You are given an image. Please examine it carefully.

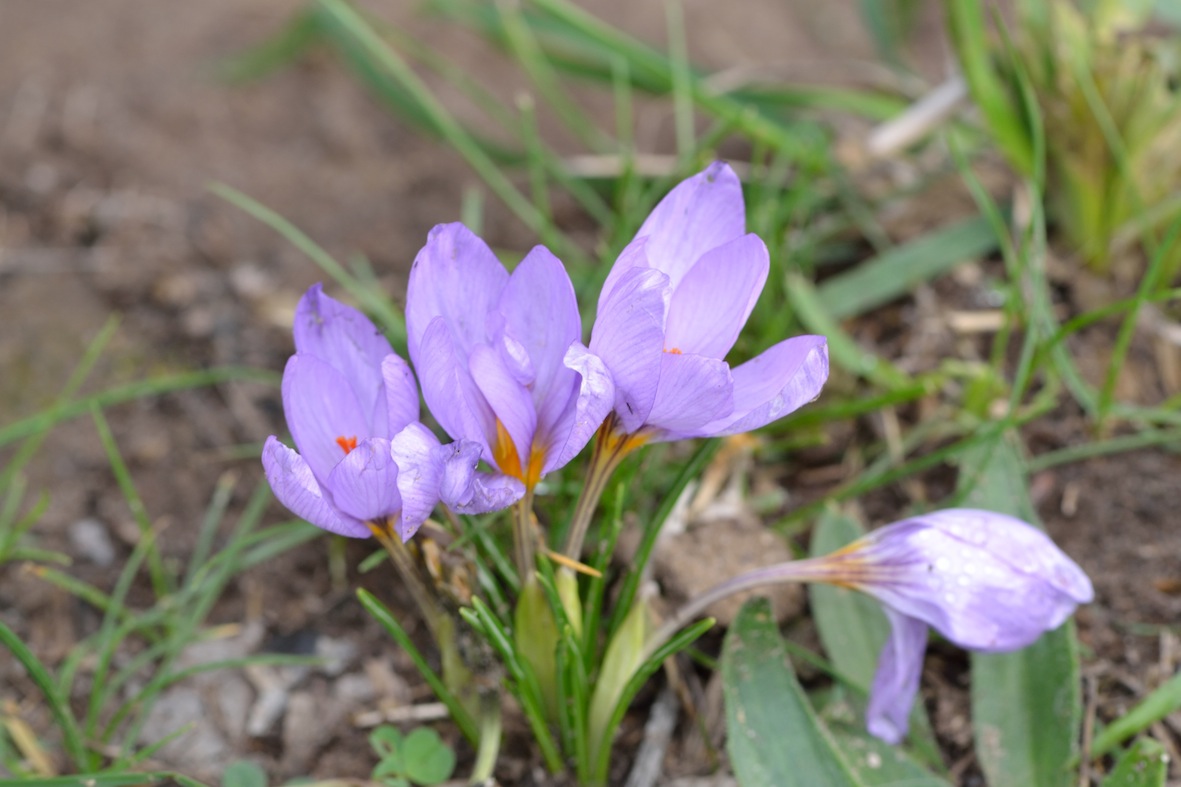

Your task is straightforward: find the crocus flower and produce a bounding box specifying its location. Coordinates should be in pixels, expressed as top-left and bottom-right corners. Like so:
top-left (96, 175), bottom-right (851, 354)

top-left (589, 162), bottom-right (829, 443)
top-left (262, 284), bottom-right (513, 541)
top-left (405, 223), bottom-right (614, 489)
top-left (644, 507), bottom-right (1093, 745)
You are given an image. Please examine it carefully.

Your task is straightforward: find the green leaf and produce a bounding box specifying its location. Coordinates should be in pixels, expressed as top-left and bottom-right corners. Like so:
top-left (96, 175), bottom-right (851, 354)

top-left (1089, 671), bottom-right (1181, 759)
top-left (825, 711), bottom-right (952, 787)
top-left (1100, 738), bottom-right (1169, 787)
top-left (959, 436), bottom-right (1082, 787)
top-left (402, 727), bottom-right (457, 785)
top-left (221, 760), bottom-right (267, 787)
top-left (369, 724), bottom-right (404, 759)
top-left (815, 215), bottom-right (999, 320)
top-left (722, 598), bottom-right (864, 787)
top-left (808, 510), bottom-right (889, 690)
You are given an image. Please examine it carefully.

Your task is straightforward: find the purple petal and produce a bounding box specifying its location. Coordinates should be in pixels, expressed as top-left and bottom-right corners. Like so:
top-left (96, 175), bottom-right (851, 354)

top-left (645, 352), bottom-right (734, 437)
top-left (498, 246), bottom-right (582, 417)
top-left (469, 344), bottom-right (537, 477)
top-left (542, 342), bottom-right (616, 473)
top-left (631, 162), bottom-right (746, 289)
top-left (693, 335), bottom-right (828, 437)
top-left (597, 235), bottom-right (655, 313)
top-left (866, 609), bottom-right (929, 744)
top-left (382, 354), bottom-right (421, 434)
top-left (262, 436), bottom-right (368, 538)
top-left (406, 223), bottom-right (508, 364)
top-left (434, 439), bottom-right (525, 514)
top-left (663, 234), bottom-right (769, 359)
top-left (415, 317), bottom-right (495, 454)
top-left (293, 284), bottom-right (392, 436)
top-left (389, 423), bottom-right (446, 541)
top-left (589, 263), bottom-right (670, 434)
top-left (325, 437), bottom-right (401, 525)
top-left (281, 354), bottom-right (371, 483)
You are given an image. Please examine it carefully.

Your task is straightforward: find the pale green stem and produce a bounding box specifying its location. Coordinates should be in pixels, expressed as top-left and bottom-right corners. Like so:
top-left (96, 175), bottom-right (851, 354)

top-left (563, 417), bottom-right (646, 559)
top-left (513, 487), bottom-right (537, 583)
top-left (470, 690), bottom-right (503, 784)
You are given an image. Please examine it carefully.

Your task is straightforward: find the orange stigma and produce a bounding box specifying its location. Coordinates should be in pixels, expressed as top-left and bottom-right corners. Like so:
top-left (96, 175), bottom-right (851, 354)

top-left (664, 347), bottom-right (682, 355)
top-left (335, 435), bottom-right (358, 454)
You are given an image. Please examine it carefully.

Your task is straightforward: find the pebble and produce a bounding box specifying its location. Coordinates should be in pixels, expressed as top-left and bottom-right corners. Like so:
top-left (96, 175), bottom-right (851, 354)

top-left (68, 517), bottom-right (116, 566)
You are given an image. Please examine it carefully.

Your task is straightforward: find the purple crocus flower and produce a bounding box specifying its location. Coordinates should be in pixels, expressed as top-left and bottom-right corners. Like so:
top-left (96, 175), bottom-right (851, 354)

top-left (816, 508), bottom-right (1094, 743)
top-left (589, 162), bottom-right (829, 443)
top-left (262, 284), bottom-right (513, 541)
top-left (405, 223), bottom-right (614, 490)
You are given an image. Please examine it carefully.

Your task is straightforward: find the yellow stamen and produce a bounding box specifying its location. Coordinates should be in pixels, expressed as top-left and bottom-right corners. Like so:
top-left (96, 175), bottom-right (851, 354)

top-left (492, 419), bottom-right (523, 481)
top-left (544, 547), bottom-right (603, 578)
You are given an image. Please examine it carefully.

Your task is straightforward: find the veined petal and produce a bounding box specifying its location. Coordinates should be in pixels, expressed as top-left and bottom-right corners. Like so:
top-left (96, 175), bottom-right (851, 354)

top-left (632, 162), bottom-right (746, 289)
top-left (325, 437), bottom-right (401, 524)
top-left (470, 343), bottom-right (537, 478)
top-left (498, 245), bottom-right (582, 413)
top-left (597, 235), bottom-right (654, 312)
top-left (857, 511), bottom-right (1093, 651)
top-left (382, 354), bottom-right (421, 434)
top-left (262, 437), bottom-right (368, 538)
top-left (693, 335), bottom-right (828, 437)
top-left (589, 264), bottom-right (669, 434)
top-left (282, 354), bottom-right (371, 483)
top-left (415, 317), bottom-right (494, 454)
top-left (866, 609), bottom-right (929, 744)
top-left (663, 233), bottom-right (769, 359)
top-left (389, 423), bottom-right (445, 541)
top-left (293, 284), bottom-right (392, 436)
top-left (406, 223), bottom-right (508, 364)
top-left (542, 342), bottom-right (616, 473)
top-left (645, 352), bottom-right (734, 437)
top-left (434, 439), bottom-right (525, 514)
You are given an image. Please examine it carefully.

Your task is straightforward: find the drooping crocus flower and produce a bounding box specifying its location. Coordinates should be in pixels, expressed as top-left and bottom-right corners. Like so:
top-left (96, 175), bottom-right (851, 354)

top-left (262, 284), bottom-right (516, 541)
top-left (644, 508), bottom-right (1093, 745)
top-left (405, 223), bottom-right (614, 490)
top-left (589, 162), bottom-right (829, 444)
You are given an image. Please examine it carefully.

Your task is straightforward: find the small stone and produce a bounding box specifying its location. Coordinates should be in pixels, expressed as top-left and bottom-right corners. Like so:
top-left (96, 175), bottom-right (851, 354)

top-left (68, 518), bottom-right (116, 566)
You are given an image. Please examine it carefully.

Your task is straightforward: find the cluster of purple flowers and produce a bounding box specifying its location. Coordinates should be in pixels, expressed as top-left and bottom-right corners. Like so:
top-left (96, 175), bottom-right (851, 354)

top-left (260, 162), bottom-right (1092, 744)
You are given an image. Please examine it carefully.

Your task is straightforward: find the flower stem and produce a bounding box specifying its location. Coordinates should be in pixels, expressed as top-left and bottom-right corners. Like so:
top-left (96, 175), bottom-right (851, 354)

top-left (563, 416), bottom-right (645, 559)
top-left (513, 486), bottom-right (537, 582)
top-left (367, 520), bottom-right (447, 641)
top-left (469, 689), bottom-right (502, 784)
top-left (641, 556), bottom-right (856, 662)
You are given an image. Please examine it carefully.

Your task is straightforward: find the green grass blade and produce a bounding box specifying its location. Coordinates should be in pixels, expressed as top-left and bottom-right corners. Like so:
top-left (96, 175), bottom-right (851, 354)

top-left (1100, 738), bottom-right (1169, 787)
top-left (1088, 672), bottom-right (1181, 760)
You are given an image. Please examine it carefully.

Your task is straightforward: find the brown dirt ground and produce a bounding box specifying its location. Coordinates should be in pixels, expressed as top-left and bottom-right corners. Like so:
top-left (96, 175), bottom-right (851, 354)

top-left (1, 1), bottom-right (1178, 785)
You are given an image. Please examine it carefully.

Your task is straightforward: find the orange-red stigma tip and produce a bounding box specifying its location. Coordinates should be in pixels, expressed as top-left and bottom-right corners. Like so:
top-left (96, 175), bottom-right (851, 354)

top-left (664, 347), bottom-right (682, 355)
top-left (335, 435), bottom-right (358, 454)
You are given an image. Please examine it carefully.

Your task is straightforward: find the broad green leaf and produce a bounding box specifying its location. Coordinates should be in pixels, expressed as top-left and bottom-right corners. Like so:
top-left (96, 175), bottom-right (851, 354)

top-left (1100, 738), bottom-right (1169, 787)
top-left (221, 760), bottom-right (267, 787)
top-left (959, 436), bottom-right (1082, 787)
top-left (816, 216), bottom-right (999, 320)
top-left (402, 727), bottom-right (457, 785)
top-left (722, 598), bottom-right (864, 787)
top-left (809, 510), bottom-right (889, 689)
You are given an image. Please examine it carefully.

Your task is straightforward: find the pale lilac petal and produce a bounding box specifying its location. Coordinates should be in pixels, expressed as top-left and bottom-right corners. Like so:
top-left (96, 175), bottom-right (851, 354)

top-left (382, 354), bottom-right (420, 434)
top-left (645, 352), bottom-right (734, 437)
top-left (693, 336), bottom-right (828, 437)
top-left (598, 235), bottom-right (654, 312)
top-left (498, 246), bottom-right (582, 415)
top-left (589, 264), bottom-right (669, 433)
top-left (282, 354), bottom-right (371, 483)
top-left (262, 437), bottom-right (368, 538)
top-left (435, 440), bottom-right (525, 514)
top-left (542, 343), bottom-right (616, 473)
top-left (415, 318), bottom-right (495, 453)
top-left (325, 438), bottom-right (401, 524)
top-left (858, 511), bottom-right (1093, 651)
top-left (406, 223), bottom-right (508, 363)
top-left (663, 234), bottom-right (769, 359)
top-left (389, 423), bottom-right (445, 541)
top-left (293, 284), bottom-right (392, 435)
top-left (632, 162), bottom-right (746, 289)
top-left (469, 344), bottom-right (537, 476)
top-left (866, 609), bottom-right (929, 744)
